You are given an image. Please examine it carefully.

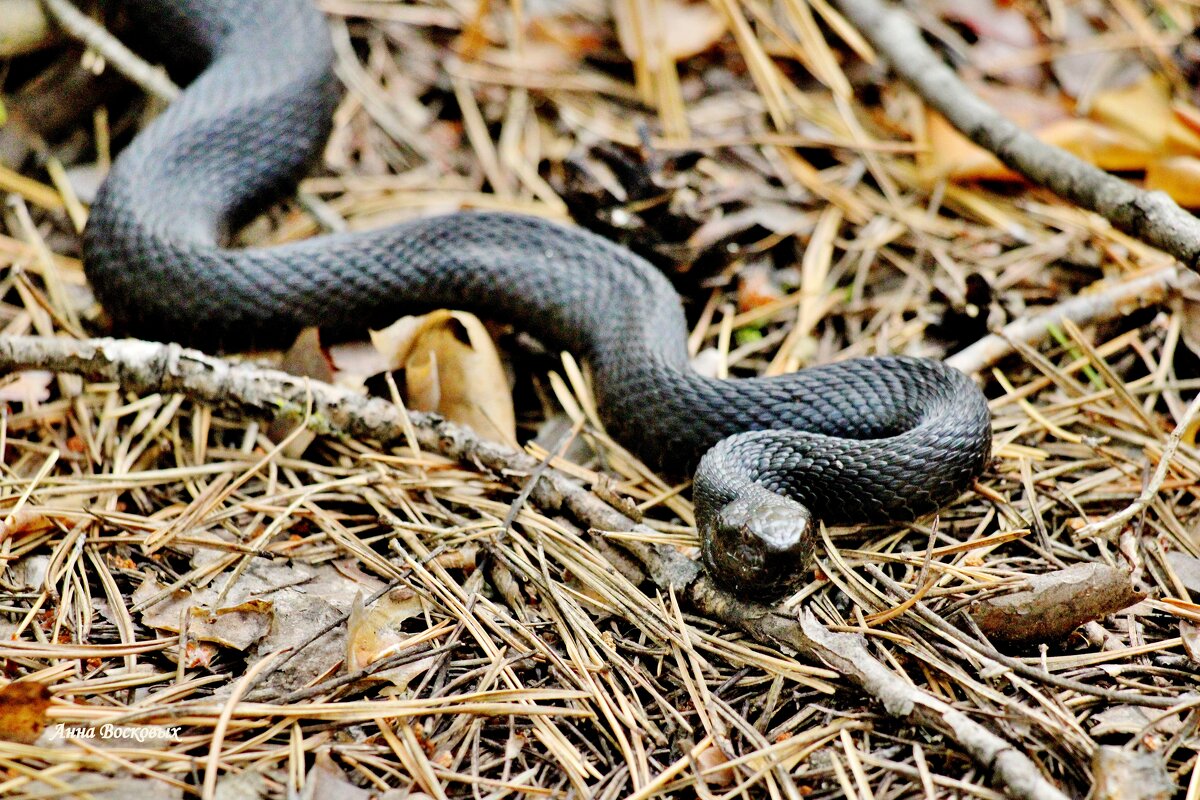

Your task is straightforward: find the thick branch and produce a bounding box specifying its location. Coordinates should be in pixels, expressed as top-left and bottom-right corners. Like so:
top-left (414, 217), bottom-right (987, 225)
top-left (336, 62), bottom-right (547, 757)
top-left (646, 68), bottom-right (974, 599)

top-left (833, 0), bottom-right (1200, 271)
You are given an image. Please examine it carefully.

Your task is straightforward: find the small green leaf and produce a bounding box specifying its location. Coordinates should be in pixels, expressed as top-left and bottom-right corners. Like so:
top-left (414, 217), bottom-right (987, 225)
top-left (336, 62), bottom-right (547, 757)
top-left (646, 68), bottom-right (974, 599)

top-left (734, 327), bottom-right (764, 347)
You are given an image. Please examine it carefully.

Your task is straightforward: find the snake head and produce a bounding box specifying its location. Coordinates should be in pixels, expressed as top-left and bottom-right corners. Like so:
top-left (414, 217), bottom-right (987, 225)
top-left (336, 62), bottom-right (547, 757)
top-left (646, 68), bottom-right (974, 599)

top-left (699, 488), bottom-right (815, 600)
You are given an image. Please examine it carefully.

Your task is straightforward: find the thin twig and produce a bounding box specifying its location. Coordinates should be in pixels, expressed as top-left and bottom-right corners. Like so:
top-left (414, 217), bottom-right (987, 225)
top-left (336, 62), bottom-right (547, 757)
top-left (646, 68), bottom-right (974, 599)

top-left (39, 0), bottom-right (179, 101)
top-left (947, 267), bottom-right (1198, 375)
top-left (1076, 390), bottom-right (1200, 537)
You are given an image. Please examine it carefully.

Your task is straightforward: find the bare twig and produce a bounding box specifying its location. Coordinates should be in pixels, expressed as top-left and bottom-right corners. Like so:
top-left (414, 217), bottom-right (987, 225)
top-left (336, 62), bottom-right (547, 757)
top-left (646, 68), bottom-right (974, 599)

top-left (946, 267), bottom-right (1198, 374)
top-left (832, 0), bottom-right (1200, 270)
top-left (39, 0), bottom-right (179, 101)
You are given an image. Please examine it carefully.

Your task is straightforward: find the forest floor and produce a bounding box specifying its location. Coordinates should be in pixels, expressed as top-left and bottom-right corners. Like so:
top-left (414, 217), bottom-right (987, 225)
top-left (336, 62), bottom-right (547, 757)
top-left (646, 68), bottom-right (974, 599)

top-left (1, 0), bottom-right (1199, 798)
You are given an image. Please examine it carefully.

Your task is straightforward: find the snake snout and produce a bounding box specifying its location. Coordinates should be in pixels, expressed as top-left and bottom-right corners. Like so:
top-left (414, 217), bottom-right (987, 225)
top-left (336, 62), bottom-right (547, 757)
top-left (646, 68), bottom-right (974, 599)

top-left (699, 487), bottom-right (815, 600)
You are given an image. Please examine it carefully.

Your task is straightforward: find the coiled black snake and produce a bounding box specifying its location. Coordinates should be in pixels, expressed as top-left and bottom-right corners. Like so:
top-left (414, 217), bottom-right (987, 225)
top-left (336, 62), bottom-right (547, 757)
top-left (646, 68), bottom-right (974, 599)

top-left (82, 0), bottom-right (992, 598)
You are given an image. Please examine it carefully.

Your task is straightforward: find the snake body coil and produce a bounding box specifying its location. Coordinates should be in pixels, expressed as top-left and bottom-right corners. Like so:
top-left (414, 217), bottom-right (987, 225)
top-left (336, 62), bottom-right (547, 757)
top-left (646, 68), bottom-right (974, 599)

top-left (83, 0), bottom-right (992, 598)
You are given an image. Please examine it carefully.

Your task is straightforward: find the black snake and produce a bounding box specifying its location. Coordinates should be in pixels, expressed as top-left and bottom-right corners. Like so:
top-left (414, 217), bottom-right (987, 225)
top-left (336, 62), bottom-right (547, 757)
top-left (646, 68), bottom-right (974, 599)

top-left (82, 0), bottom-right (993, 598)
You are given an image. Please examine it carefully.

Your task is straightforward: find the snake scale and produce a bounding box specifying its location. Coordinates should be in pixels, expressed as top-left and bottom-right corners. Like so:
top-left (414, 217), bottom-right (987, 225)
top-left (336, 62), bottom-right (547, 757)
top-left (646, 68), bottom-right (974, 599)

top-left (82, 0), bottom-right (992, 598)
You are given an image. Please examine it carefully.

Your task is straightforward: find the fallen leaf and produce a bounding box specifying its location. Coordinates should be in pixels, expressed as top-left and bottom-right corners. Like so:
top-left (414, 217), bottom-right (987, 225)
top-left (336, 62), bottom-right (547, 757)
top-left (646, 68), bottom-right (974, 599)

top-left (1165, 550), bottom-right (1200, 595)
top-left (1182, 620), bottom-right (1200, 664)
top-left (1051, 6), bottom-right (1145, 100)
top-left (614, 0), bottom-right (727, 66)
top-left (345, 588), bottom-right (436, 690)
top-left (0, 370), bottom-right (52, 404)
top-left (1040, 118), bottom-right (1154, 172)
top-left (213, 769), bottom-right (267, 800)
top-left (134, 576), bottom-right (273, 651)
top-left (371, 311), bottom-right (516, 445)
top-left (1090, 705), bottom-right (1183, 737)
top-left (922, 84), bottom-right (1071, 181)
top-left (1091, 73), bottom-right (1200, 155)
top-left (0, 681), bottom-right (51, 743)
top-left (929, 0), bottom-right (1039, 87)
top-left (1090, 746), bottom-right (1174, 800)
top-left (303, 751), bottom-right (372, 800)
top-left (1146, 156), bottom-right (1200, 207)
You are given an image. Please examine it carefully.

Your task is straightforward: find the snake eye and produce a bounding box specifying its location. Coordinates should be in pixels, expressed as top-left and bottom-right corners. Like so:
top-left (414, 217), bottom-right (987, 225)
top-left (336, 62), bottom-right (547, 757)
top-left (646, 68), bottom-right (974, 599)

top-left (700, 489), bottom-right (816, 599)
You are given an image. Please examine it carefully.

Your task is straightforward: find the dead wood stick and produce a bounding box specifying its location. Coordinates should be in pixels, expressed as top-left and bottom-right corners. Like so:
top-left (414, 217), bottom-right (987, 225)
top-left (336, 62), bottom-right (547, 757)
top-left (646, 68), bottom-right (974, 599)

top-left (832, 0), bottom-right (1200, 270)
top-left (946, 267), bottom-right (1198, 375)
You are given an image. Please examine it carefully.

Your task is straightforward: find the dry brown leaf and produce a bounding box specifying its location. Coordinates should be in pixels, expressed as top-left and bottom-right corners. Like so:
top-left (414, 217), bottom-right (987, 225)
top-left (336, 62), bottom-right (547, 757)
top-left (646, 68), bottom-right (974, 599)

top-left (304, 751), bottom-right (372, 800)
top-left (346, 588), bottom-right (435, 689)
top-left (133, 577), bottom-right (273, 650)
top-left (1039, 118), bottom-right (1154, 172)
top-left (1091, 74), bottom-right (1200, 155)
top-left (371, 310), bottom-right (516, 446)
top-left (1090, 705), bottom-right (1183, 737)
top-left (926, 76), bottom-right (1200, 185)
top-left (614, 0), bottom-right (727, 66)
top-left (0, 502), bottom-right (86, 542)
top-left (922, 84), bottom-right (1070, 181)
top-left (0, 681), bottom-right (51, 744)
top-left (1146, 156), bottom-right (1200, 207)
top-left (1090, 747), bottom-right (1174, 800)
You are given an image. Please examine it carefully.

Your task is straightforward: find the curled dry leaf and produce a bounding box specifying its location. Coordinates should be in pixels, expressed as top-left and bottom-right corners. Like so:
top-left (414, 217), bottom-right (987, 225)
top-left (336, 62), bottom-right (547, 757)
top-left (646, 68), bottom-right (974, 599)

top-left (346, 588), bottom-right (435, 689)
top-left (696, 742), bottom-right (736, 788)
top-left (0, 502), bottom-right (86, 542)
top-left (613, 0), bottom-right (727, 67)
top-left (0, 681), bottom-right (51, 744)
top-left (133, 576), bottom-right (273, 651)
top-left (304, 751), bottom-right (372, 800)
top-left (968, 563), bottom-right (1143, 648)
top-left (1090, 746), bottom-right (1174, 800)
top-left (371, 310), bottom-right (516, 446)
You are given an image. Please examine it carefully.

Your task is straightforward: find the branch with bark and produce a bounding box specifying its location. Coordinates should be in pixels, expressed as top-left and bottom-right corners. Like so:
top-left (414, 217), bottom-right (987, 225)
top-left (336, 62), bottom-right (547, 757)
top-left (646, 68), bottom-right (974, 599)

top-left (832, 0), bottom-right (1200, 271)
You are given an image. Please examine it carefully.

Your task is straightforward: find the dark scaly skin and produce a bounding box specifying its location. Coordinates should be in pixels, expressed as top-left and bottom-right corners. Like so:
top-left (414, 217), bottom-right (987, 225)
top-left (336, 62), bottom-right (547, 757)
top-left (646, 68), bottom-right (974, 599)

top-left (83, 0), bottom-right (993, 599)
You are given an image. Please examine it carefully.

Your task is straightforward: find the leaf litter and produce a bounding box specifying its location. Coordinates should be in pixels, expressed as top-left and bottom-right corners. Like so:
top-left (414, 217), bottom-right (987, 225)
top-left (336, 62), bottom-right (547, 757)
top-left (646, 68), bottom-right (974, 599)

top-left (0, 0), bottom-right (1199, 797)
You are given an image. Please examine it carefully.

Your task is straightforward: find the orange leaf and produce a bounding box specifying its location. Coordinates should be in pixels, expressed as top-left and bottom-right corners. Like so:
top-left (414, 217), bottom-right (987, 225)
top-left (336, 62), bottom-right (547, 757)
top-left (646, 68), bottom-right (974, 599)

top-left (1146, 156), bottom-right (1200, 207)
top-left (0, 681), bottom-right (51, 744)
